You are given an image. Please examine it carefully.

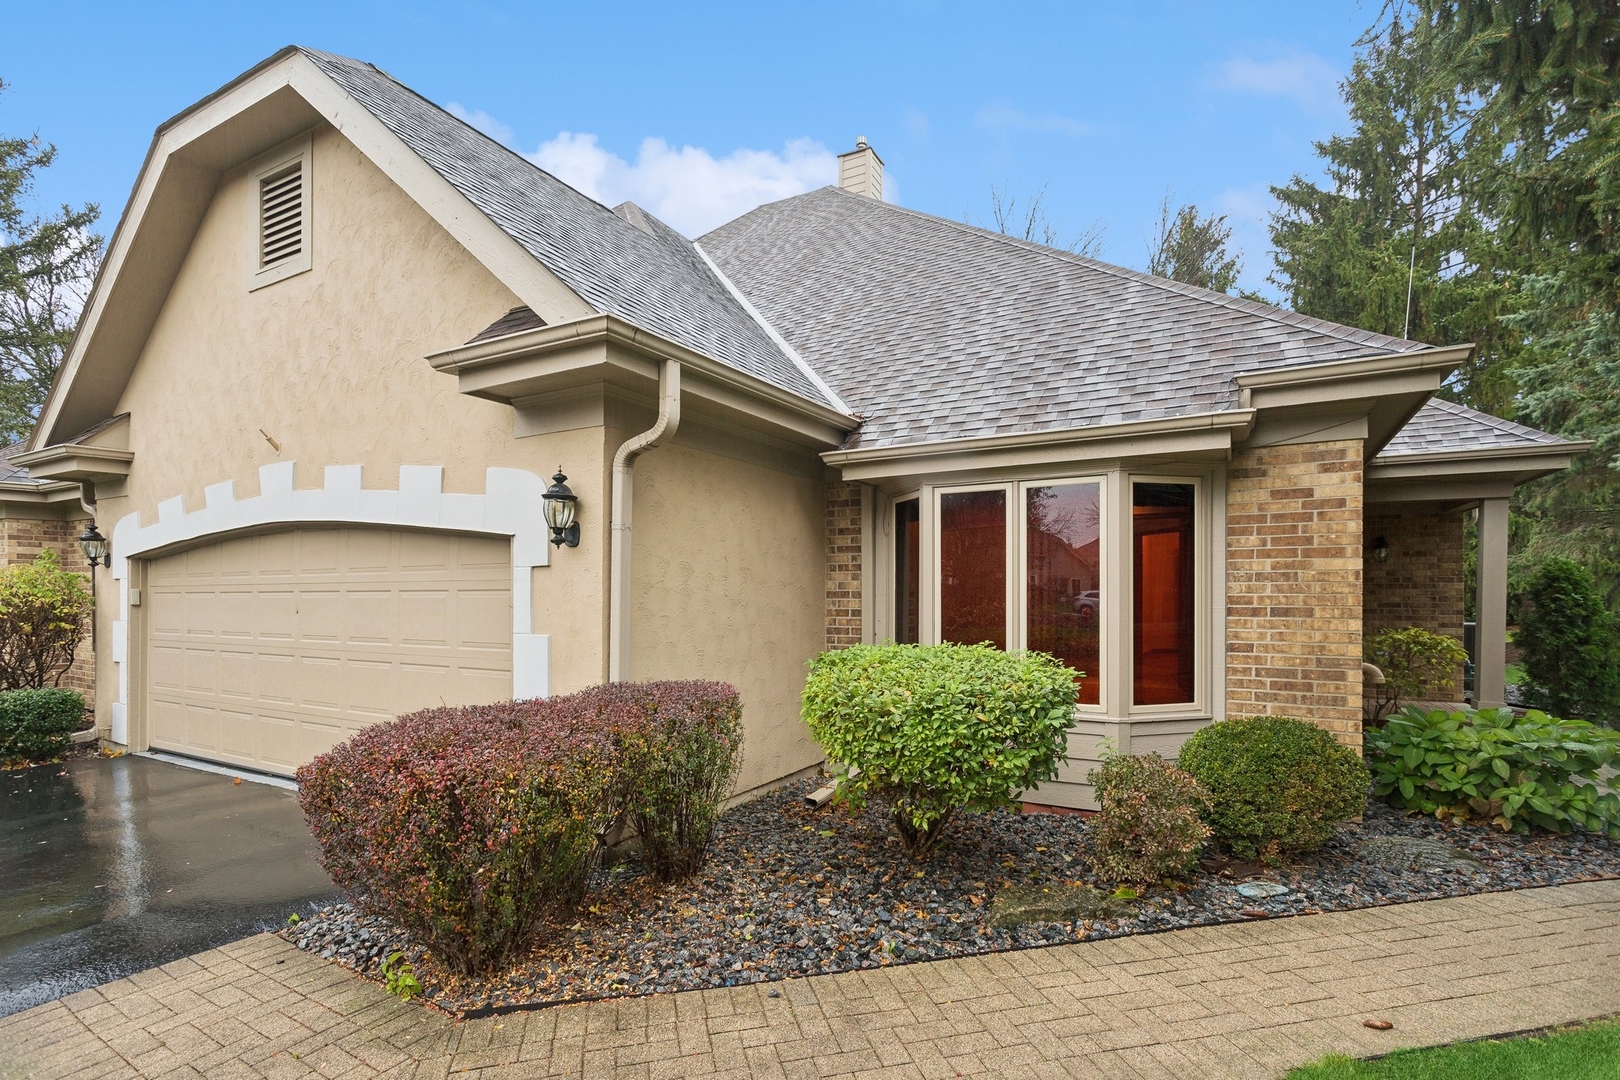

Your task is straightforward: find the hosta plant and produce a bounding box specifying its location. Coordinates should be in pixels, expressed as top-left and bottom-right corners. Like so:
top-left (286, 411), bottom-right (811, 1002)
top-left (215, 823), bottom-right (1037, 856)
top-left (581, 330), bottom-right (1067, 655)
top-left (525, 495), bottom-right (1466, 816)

top-left (1365, 705), bottom-right (1620, 837)
top-left (802, 642), bottom-right (1077, 859)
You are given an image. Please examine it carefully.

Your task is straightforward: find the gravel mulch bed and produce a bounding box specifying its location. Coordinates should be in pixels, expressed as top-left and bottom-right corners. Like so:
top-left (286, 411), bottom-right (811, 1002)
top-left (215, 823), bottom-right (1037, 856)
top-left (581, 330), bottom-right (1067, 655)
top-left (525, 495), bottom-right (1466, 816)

top-left (280, 779), bottom-right (1620, 1017)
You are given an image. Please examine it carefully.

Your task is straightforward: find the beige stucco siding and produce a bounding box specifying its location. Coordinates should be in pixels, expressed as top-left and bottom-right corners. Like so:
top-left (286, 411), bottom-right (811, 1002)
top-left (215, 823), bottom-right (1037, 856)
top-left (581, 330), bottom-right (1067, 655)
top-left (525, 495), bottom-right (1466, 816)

top-left (93, 122), bottom-right (616, 749)
top-left (629, 439), bottom-right (827, 794)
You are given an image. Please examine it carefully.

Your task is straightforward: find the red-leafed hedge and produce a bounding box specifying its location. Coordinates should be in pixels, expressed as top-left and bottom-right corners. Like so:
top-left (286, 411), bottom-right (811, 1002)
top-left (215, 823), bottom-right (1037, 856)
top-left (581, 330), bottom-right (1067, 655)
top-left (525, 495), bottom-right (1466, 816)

top-left (296, 680), bottom-right (741, 975)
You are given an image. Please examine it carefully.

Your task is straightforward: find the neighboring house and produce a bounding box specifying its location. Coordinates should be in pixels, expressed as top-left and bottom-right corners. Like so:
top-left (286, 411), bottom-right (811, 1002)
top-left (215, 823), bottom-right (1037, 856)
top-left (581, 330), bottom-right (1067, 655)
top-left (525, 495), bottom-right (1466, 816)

top-left (18, 47), bottom-right (1587, 805)
top-left (0, 442), bottom-right (96, 707)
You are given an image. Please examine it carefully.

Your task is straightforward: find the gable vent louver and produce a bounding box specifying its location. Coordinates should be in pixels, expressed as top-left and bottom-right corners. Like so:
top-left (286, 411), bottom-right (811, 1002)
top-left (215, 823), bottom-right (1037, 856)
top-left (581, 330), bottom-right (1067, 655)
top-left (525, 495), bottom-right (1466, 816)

top-left (259, 162), bottom-right (304, 269)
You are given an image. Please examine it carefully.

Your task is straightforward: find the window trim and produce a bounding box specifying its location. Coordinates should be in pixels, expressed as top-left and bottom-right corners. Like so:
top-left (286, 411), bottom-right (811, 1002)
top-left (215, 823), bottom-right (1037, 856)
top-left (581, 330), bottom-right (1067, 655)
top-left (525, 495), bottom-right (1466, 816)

top-left (1013, 474), bottom-right (1110, 713)
top-left (248, 134), bottom-right (313, 291)
top-left (930, 481), bottom-right (1017, 650)
top-left (1126, 472), bottom-right (1209, 717)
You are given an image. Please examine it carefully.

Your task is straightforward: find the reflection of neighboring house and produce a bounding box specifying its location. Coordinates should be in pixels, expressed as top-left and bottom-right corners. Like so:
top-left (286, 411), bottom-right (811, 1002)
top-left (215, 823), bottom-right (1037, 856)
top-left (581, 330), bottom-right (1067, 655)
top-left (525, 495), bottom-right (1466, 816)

top-left (21, 46), bottom-right (1588, 808)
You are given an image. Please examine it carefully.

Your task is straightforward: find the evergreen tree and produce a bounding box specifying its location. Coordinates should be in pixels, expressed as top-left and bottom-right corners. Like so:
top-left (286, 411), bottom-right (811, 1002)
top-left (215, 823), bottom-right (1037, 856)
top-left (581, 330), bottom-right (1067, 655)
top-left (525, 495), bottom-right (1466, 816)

top-left (0, 78), bottom-right (102, 445)
top-left (1145, 197), bottom-right (1241, 294)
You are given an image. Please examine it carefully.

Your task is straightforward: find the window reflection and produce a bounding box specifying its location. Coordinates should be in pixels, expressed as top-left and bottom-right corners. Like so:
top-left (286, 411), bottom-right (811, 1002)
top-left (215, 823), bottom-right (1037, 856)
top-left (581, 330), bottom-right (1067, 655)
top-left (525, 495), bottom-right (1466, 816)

top-left (1133, 483), bottom-right (1195, 705)
top-left (940, 490), bottom-right (1006, 649)
top-left (1026, 483), bottom-right (1101, 704)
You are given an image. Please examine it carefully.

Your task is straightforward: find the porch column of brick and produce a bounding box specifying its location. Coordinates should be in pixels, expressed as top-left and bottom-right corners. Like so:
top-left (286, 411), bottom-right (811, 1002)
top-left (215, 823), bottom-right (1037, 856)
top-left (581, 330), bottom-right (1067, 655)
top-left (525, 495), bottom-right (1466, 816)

top-left (1474, 497), bottom-right (1510, 710)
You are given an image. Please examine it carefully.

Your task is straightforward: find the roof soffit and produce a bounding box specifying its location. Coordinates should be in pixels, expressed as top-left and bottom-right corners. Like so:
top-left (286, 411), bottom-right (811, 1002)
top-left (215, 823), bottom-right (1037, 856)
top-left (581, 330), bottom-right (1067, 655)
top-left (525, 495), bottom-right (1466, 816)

top-left (32, 49), bottom-right (594, 449)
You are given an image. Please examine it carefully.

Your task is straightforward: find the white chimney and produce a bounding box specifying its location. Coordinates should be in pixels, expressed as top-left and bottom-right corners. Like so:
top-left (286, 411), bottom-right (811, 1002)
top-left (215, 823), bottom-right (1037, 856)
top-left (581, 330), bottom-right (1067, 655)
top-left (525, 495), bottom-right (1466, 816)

top-left (837, 136), bottom-right (884, 201)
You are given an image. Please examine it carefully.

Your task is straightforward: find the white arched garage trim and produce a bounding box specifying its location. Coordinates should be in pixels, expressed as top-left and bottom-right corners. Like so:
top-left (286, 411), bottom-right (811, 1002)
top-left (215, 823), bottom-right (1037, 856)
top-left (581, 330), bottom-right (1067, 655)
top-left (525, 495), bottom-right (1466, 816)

top-left (107, 461), bottom-right (551, 745)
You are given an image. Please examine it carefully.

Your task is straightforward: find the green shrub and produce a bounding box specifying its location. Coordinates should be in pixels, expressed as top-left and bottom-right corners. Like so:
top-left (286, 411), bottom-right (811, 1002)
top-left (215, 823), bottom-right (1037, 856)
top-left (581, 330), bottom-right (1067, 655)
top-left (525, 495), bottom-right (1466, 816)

top-left (1363, 627), bottom-right (1470, 724)
top-left (0, 551), bottom-right (92, 691)
top-left (1366, 705), bottom-right (1620, 837)
top-left (1178, 717), bottom-right (1369, 864)
top-left (1516, 558), bottom-right (1620, 723)
top-left (1085, 753), bottom-right (1210, 884)
top-left (0, 687), bottom-right (86, 762)
top-left (802, 643), bottom-right (1077, 858)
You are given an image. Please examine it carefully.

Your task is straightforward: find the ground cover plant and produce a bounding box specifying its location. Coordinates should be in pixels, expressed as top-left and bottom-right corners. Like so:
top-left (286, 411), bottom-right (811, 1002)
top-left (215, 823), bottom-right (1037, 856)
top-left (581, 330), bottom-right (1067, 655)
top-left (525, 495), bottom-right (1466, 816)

top-left (282, 778), bottom-right (1620, 1016)
top-left (1085, 752), bottom-right (1210, 884)
top-left (1363, 627), bottom-right (1470, 725)
top-left (801, 642), bottom-right (1077, 858)
top-left (297, 680), bottom-right (742, 975)
top-left (0, 687), bottom-right (84, 764)
top-left (1179, 717), bottom-right (1369, 864)
top-left (1288, 1017), bottom-right (1620, 1079)
top-left (1367, 705), bottom-right (1620, 837)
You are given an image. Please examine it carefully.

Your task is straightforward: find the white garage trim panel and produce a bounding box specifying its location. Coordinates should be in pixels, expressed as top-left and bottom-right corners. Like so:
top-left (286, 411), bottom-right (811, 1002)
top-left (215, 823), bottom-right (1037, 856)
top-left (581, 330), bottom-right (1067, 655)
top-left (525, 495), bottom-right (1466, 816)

top-left (109, 462), bottom-right (552, 756)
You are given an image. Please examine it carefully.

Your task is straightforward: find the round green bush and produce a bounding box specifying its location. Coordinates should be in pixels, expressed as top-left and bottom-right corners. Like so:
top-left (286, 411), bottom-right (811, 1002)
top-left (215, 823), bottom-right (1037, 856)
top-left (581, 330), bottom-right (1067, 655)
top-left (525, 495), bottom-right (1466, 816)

top-left (1177, 716), bottom-right (1369, 864)
top-left (802, 642), bottom-right (1077, 858)
top-left (0, 687), bottom-right (86, 762)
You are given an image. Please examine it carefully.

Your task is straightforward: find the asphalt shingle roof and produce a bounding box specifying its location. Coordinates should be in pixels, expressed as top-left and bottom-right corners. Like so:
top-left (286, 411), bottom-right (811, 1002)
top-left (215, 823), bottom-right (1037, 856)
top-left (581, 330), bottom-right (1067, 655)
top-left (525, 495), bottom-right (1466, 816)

top-left (702, 187), bottom-right (1428, 450)
top-left (300, 49), bottom-right (837, 410)
top-left (1377, 399), bottom-right (1576, 460)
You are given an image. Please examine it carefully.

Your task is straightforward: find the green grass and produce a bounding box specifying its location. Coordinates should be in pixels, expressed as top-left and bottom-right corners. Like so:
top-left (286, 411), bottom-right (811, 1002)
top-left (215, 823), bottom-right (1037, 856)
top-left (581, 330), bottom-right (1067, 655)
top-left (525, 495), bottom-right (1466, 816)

top-left (1288, 1019), bottom-right (1620, 1078)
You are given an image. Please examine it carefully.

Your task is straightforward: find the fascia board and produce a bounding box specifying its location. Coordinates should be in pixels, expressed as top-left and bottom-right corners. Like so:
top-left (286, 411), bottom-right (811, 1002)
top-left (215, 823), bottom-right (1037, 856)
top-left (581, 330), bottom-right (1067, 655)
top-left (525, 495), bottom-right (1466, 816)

top-left (1366, 478), bottom-right (1520, 503)
top-left (823, 410), bottom-right (1255, 483)
top-left (1234, 344), bottom-right (1473, 401)
top-left (428, 314), bottom-right (856, 447)
top-left (33, 49), bottom-right (594, 450)
top-left (12, 444), bottom-right (135, 483)
top-left (1371, 440), bottom-right (1592, 470)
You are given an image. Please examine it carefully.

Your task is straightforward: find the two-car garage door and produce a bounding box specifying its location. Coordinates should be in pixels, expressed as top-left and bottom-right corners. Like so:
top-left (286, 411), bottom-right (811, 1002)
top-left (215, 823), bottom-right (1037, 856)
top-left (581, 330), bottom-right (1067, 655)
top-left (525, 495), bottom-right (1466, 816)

top-left (145, 526), bottom-right (512, 776)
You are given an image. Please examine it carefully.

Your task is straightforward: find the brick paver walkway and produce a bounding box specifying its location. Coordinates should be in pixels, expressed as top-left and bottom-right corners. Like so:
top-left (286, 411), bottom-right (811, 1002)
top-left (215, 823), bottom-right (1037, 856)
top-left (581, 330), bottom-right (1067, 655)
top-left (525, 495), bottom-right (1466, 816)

top-left (3, 880), bottom-right (1618, 1079)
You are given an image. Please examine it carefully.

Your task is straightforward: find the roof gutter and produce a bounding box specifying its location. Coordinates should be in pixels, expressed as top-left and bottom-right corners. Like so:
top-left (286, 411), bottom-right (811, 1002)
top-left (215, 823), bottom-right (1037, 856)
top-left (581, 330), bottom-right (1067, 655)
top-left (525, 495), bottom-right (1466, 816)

top-left (609, 358), bottom-right (680, 682)
top-left (1233, 343), bottom-right (1473, 402)
top-left (1372, 439), bottom-right (1593, 467)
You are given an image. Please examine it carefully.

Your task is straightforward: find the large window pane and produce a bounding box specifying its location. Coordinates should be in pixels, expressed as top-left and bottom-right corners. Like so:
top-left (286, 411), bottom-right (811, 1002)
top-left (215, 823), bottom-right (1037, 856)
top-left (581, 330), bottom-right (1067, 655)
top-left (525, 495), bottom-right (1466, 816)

top-left (894, 498), bottom-right (920, 644)
top-left (1026, 483), bottom-right (1101, 704)
top-left (940, 489), bottom-right (1006, 648)
top-left (1133, 482), bottom-right (1195, 705)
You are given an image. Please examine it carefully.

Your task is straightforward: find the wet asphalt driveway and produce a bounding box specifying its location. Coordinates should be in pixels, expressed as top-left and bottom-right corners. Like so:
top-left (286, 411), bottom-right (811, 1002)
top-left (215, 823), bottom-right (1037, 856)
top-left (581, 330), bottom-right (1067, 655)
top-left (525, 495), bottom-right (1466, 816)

top-left (0, 755), bottom-right (339, 1017)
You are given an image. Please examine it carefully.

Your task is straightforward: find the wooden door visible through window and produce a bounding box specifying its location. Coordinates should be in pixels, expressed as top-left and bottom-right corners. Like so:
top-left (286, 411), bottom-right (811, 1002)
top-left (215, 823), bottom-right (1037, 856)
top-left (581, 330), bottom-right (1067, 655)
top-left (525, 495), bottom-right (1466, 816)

top-left (1133, 483), bottom-right (1195, 705)
top-left (894, 498), bottom-right (920, 644)
top-left (940, 489), bottom-right (1006, 648)
top-left (1026, 482), bottom-right (1101, 704)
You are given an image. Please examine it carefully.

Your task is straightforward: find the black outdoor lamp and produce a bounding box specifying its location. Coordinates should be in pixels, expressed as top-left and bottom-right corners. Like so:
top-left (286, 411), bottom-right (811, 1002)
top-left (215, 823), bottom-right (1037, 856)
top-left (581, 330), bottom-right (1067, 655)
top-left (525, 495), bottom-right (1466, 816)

top-left (542, 469), bottom-right (580, 548)
top-left (78, 523), bottom-right (111, 568)
top-left (1371, 535), bottom-right (1391, 564)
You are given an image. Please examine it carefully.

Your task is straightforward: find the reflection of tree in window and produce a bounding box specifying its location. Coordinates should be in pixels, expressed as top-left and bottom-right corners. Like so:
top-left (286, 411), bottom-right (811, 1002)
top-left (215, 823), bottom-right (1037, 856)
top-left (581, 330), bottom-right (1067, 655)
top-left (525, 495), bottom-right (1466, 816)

top-left (940, 490), bottom-right (1006, 648)
top-left (1026, 484), bottom-right (1101, 704)
top-left (894, 499), bottom-right (920, 644)
top-left (1133, 483), bottom-right (1195, 706)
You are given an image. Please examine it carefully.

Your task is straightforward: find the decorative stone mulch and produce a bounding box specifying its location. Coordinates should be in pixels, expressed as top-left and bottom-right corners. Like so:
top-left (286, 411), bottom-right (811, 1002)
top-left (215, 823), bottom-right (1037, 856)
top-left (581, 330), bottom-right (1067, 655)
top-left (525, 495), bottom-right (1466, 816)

top-left (280, 779), bottom-right (1620, 1017)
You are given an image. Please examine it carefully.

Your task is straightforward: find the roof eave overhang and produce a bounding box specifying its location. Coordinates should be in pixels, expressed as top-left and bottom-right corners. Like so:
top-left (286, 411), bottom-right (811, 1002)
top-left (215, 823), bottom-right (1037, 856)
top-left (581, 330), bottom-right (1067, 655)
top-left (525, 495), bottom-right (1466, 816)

top-left (11, 443), bottom-right (136, 485)
top-left (31, 47), bottom-right (595, 451)
top-left (1366, 440), bottom-right (1591, 502)
top-left (821, 409), bottom-right (1258, 484)
top-left (427, 313), bottom-right (859, 449)
top-left (1236, 343), bottom-right (1472, 457)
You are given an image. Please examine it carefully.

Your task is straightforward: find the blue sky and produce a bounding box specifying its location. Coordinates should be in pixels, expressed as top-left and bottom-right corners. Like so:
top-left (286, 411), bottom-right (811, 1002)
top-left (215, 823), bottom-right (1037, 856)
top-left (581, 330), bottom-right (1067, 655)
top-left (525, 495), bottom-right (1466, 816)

top-left (1, 1), bottom-right (1378, 297)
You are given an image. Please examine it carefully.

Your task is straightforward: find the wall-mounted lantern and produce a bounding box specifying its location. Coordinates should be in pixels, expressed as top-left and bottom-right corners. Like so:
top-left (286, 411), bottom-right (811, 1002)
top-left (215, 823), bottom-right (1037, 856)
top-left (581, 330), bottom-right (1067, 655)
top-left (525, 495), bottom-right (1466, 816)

top-left (1371, 535), bottom-right (1391, 564)
top-left (78, 523), bottom-right (111, 568)
top-left (542, 469), bottom-right (580, 548)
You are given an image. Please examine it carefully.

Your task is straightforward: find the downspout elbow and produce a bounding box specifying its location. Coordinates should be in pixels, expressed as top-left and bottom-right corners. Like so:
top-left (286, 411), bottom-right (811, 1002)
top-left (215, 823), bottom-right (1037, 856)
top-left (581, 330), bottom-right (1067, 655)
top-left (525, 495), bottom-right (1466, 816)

top-left (608, 360), bottom-right (681, 682)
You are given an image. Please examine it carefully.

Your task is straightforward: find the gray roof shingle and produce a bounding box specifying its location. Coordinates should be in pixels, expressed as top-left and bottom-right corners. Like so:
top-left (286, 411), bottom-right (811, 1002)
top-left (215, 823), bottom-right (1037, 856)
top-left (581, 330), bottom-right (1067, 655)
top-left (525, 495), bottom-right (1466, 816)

top-left (701, 186), bottom-right (1428, 450)
top-left (300, 49), bottom-right (838, 410)
top-left (1377, 399), bottom-right (1576, 460)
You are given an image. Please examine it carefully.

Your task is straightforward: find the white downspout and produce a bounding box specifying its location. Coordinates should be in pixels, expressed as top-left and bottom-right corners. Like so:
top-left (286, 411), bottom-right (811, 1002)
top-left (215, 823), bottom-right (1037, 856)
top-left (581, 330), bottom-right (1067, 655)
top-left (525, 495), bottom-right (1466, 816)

top-left (609, 359), bottom-right (681, 682)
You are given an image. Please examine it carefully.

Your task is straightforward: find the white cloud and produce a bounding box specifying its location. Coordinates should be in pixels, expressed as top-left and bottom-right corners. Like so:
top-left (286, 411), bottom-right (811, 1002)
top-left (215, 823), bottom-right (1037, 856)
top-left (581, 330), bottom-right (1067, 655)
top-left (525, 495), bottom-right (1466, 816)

top-left (527, 132), bottom-right (838, 237)
top-left (974, 103), bottom-right (1098, 138)
top-left (1214, 49), bottom-right (1341, 113)
top-left (446, 102), bottom-right (515, 146)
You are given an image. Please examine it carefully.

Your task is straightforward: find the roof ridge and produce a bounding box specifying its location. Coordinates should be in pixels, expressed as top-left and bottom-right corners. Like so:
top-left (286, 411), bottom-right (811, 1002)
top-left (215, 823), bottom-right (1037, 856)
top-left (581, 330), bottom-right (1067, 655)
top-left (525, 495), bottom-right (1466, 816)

top-left (792, 186), bottom-right (1425, 357)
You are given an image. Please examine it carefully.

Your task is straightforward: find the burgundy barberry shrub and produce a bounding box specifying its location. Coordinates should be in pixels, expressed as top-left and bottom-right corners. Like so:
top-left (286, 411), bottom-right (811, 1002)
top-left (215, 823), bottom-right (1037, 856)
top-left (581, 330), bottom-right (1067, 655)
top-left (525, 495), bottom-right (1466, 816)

top-left (1085, 753), bottom-right (1210, 884)
top-left (296, 701), bottom-right (619, 976)
top-left (567, 681), bottom-right (744, 882)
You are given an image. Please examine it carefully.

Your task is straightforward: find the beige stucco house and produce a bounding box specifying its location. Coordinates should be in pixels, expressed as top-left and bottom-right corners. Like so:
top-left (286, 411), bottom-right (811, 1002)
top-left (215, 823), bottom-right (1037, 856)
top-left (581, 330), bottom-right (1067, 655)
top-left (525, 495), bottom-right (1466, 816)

top-left (18, 47), bottom-right (1586, 805)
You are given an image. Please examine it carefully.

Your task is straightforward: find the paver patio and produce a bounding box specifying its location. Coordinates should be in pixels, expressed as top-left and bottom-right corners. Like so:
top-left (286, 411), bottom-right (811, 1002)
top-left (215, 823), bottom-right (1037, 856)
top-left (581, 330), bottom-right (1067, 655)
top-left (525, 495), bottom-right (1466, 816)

top-left (2, 879), bottom-right (1617, 1079)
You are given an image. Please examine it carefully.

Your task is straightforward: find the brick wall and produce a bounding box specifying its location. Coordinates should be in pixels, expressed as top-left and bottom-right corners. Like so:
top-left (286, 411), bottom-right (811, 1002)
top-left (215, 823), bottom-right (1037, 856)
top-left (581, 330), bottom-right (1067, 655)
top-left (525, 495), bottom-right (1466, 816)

top-left (825, 481), bottom-right (863, 649)
top-left (1364, 503), bottom-right (1467, 693)
top-left (1225, 440), bottom-right (1363, 747)
top-left (0, 516), bottom-right (96, 712)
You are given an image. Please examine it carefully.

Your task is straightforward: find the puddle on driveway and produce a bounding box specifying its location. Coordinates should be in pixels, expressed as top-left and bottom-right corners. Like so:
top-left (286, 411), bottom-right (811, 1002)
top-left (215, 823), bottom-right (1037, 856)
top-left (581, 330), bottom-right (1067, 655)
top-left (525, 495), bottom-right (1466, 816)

top-left (0, 755), bottom-right (339, 1016)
